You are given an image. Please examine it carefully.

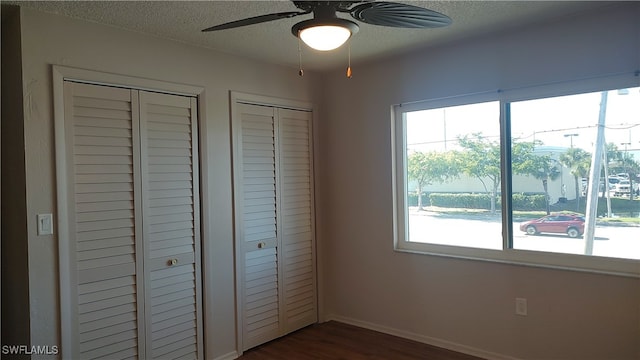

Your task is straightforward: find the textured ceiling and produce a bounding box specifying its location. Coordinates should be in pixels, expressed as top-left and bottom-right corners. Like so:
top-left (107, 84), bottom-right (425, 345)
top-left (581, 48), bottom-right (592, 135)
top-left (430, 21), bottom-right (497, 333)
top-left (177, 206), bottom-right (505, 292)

top-left (5, 1), bottom-right (611, 71)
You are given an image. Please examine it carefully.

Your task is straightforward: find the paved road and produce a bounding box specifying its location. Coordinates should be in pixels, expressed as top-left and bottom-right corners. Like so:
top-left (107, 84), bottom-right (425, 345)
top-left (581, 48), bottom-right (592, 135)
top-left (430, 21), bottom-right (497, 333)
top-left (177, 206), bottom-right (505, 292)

top-left (408, 212), bottom-right (640, 260)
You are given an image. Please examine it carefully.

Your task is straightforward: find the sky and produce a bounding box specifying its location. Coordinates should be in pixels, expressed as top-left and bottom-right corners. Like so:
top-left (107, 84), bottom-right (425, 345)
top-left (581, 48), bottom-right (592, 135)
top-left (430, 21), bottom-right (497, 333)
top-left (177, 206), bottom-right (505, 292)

top-left (406, 87), bottom-right (640, 161)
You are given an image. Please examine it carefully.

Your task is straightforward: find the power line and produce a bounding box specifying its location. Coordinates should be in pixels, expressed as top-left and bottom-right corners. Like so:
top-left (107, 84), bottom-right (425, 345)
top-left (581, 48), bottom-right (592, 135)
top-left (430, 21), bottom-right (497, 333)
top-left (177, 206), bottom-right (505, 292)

top-left (408, 123), bottom-right (640, 147)
top-left (408, 134), bottom-right (500, 146)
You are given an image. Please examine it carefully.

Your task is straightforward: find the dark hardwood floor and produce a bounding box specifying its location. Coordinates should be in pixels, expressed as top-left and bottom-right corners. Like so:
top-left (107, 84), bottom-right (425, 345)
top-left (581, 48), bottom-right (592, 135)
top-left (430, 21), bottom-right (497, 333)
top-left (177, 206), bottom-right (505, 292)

top-left (238, 321), bottom-right (485, 360)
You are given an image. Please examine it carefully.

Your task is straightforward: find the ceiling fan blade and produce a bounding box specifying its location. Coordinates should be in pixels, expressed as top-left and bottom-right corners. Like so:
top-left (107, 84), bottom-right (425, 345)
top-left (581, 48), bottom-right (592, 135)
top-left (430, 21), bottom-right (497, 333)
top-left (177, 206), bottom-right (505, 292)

top-left (202, 11), bottom-right (308, 32)
top-left (349, 2), bottom-right (451, 28)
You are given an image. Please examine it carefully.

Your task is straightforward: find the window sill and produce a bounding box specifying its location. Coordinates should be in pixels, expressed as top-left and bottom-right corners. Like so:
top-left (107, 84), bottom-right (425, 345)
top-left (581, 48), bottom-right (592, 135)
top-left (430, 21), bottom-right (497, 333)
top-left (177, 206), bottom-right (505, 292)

top-left (394, 242), bottom-right (640, 278)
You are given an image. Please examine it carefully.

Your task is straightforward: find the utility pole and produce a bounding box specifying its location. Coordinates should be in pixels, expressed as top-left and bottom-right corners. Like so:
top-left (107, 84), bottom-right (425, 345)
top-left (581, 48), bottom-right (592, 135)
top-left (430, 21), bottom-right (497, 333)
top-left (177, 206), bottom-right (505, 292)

top-left (443, 108), bottom-right (447, 150)
top-left (584, 91), bottom-right (608, 255)
top-left (602, 140), bottom-right (612, 218)
top-left (621, 142), bottom-right (631, 175)
top-left (562, 133), bottom-right (579, 200)
top-left (621, 142), bottom-right (632, 200)
top-left (564, 133), bottom-right (579, 148)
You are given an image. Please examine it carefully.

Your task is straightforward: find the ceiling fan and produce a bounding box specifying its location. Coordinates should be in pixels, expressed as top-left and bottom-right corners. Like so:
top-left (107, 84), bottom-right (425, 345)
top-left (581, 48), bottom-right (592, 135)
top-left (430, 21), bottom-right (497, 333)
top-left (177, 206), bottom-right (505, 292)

top-left (202, 1), bottom-right (452, 51)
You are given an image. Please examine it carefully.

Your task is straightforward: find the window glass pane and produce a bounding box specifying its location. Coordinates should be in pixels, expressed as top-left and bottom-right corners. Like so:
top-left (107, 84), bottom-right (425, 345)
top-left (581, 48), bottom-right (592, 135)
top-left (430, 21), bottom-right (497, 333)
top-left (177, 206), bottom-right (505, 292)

top-left (405, 101), bottom-right (501, 249)
top-left (510, 88), bottom-right (640, 260)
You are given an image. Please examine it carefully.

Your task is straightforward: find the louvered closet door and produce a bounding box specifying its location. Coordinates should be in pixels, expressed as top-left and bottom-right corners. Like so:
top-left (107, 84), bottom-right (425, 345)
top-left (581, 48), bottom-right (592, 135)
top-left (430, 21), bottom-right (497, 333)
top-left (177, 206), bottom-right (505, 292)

top-left (235, 104), bottom-right (281, 350)
top-left (234, 102), bottom-right (316, 351)
top-left (62, 82), bottom-right (146, 359)
top-left (277, 108), bottom-right (317, 333)
top-left (139, 91), bottom-right (203, 359)
top-left (60, 82), bottom-right (202, 360)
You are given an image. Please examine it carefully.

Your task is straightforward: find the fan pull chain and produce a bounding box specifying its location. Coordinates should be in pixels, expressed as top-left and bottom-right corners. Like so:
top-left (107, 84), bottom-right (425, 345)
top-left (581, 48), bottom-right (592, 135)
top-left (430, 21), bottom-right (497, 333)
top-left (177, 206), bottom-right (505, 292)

top-left (298, 31), bottom-right (304, 77)
top-left (346, 42), bottom-right (353, 78)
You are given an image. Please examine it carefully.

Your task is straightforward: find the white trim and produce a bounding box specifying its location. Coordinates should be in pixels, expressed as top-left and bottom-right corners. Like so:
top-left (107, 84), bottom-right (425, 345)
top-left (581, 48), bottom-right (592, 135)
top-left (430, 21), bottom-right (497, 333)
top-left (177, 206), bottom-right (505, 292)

top-left (396, 70), bottom-right (639, 110)
top-left (325, 315), bottom-right (521, 360)
top-left (131, 90), bottom-right (147, 359)
top-left (190, 96), bottom-right (206, 359)
top-left (195, 88), bottom-right (215, 360)
top-left (275, 108), bottom-right (286, 335)
top-left (230, 99), bottom-right (246, 354)
top-left (53, 72), bottom-right (73, 358)
top-left (213, 350), bottom-right (240, 360)
top-left (52, 65), bottom-right (203, 96)
top-left (499, 71), bottom-right (639, 103)
top-left (231, 91), bottom-right (313, 113)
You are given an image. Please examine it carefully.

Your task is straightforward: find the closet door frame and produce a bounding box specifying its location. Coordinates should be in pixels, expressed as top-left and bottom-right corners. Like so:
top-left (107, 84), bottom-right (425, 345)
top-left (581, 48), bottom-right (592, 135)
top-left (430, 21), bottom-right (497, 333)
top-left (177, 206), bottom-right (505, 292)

top-left (230, 91), bottom-right (317, 355)
top-left (53, 66), bottom-right (209, 359)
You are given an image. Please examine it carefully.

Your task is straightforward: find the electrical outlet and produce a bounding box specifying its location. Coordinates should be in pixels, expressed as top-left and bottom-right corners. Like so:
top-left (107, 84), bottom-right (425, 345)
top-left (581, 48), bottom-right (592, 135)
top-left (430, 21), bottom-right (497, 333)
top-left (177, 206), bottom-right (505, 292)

top-left (515, 298), bottom-right (527, 316)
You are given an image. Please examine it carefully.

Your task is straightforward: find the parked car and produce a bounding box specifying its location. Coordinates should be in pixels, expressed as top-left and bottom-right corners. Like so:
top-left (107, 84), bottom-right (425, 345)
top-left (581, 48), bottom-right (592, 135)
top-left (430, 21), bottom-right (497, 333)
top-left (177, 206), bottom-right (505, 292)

top-left (614, 180), bottom-right (631, 196)
top-left (607, 176), bottom-right (621, 186)
top-left (519, 213), bottom-right (585, 238)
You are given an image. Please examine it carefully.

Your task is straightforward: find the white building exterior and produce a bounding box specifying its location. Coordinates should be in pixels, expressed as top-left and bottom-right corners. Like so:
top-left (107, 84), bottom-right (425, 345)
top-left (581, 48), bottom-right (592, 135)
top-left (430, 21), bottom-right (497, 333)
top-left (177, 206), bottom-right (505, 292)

top-left (411, 146), bottom-right (580, 204)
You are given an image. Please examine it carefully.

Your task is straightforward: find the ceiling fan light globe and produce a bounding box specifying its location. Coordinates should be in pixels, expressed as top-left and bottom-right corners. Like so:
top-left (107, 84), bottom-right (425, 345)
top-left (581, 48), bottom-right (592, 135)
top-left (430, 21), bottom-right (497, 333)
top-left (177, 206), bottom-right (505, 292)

top-left (292, 18), bottom-right (359, 51)
top-left (300, 25), bottom-right (352, 51)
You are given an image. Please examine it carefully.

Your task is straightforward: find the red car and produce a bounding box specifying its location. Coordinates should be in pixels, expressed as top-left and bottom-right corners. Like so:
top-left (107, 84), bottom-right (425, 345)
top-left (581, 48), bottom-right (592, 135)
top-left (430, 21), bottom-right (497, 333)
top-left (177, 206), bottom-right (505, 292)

top-left (519, 213), bottom-right (585, 238)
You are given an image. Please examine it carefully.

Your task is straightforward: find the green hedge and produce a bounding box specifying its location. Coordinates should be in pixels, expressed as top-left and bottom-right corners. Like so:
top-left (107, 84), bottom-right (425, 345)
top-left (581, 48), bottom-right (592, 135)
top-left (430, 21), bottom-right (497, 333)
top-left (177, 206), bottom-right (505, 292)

top-left (429, 193), bottom-right (492, 209)
top-left (408, 192), bottom-right (639, 214)
top-left (512, 193), bottom-right (547, 211)
top-left (607, 197), bottom-right (640, 212)
top-left (409, 192), bottom-right (546, 211)
top-left (407, 192), bottom-right (421, 207)
top-left (554, 196), bottom-right (640, 214)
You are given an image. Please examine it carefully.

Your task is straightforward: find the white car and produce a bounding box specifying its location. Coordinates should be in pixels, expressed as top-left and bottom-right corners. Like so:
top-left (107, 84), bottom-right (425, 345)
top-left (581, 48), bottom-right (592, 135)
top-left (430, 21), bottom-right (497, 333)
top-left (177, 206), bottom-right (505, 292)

top-left (614, 180), bottom-right (631, 196)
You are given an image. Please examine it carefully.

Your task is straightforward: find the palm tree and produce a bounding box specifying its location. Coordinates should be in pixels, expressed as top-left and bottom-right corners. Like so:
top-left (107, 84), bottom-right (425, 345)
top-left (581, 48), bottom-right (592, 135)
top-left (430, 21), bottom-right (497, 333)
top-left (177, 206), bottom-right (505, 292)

top-left (622, 158), bottom-right (640, 201)
top-left (559, 148), bottom-right (591, 211)
top-left (518, 152), bottom-right (561, 215)
top-left (513, 141), bottom-right (562, 214)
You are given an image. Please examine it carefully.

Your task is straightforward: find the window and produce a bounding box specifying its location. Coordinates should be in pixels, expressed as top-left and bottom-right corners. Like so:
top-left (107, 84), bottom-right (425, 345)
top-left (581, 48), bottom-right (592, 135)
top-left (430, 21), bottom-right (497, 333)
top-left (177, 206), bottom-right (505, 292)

top-left (405, 101), bottom-right (502, 250)
top-left (393, 79), bottom-right (640, 277)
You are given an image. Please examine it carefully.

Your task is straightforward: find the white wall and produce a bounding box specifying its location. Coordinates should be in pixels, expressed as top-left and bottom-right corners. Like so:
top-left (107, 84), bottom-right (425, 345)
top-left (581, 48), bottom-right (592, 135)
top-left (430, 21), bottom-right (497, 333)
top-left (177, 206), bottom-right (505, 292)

top-left (17, 7), bottom-right (319, 359)
top-left (12, 3), bottom-right (640, 359)
top-left (317, 3), bottom-right (640, 360)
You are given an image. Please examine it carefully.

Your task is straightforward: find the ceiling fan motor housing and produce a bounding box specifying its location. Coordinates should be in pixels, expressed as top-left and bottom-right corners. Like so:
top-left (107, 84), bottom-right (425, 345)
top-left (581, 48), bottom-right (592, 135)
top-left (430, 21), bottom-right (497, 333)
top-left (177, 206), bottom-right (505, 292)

top-left (291, 2), bottom-right (360, 38)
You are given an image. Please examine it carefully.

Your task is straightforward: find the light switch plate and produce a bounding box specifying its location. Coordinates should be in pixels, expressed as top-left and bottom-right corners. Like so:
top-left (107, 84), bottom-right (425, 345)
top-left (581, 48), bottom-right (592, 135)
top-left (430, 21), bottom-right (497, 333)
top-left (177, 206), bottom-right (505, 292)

top-left (37, 213), bottom-right (53, 236)
top-left (515, 297), bottom-right (528, 316)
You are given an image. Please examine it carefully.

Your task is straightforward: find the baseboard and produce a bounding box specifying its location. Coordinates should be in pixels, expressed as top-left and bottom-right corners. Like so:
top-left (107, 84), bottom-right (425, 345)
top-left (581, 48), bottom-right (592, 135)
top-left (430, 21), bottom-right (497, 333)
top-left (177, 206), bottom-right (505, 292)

top-left (325, 315), bottom-right (520, 360)
top-left (213, 350), bottom-right (239, 360)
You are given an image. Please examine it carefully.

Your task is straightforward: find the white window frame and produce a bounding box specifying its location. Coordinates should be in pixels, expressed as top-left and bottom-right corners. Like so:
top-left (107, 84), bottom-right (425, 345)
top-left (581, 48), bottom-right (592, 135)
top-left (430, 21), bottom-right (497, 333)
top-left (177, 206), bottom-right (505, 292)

top-left (392, 72), bottom-right (640, 278)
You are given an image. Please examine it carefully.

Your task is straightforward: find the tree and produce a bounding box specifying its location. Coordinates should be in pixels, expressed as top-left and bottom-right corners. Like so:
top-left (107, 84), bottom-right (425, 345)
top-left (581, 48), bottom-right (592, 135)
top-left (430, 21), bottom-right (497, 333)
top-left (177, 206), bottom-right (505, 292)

top-left (517, 148), bottom-right (561, 215)
top-left (605, 142), bottom-right (639, 200)
top-left (605, 142), bottom-right (623, 169)
top-left (407, 152), bottom-right (430, 210)
top-left (407, 151), bottom-right (459, 210)
top-left (457, 133), bottom-right (501, 214)
top-left (559, 148), bottom-right (591, 211)
top-left (620, 157), bottom-right (640, 201)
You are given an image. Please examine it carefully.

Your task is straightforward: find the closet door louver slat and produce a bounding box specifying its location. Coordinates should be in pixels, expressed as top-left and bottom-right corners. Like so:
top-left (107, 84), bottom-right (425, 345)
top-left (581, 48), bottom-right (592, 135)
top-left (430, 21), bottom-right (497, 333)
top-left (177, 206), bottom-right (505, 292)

top-left (139, 91), bottom-right (203, 360)
top-left (64, 82), bottom-right (146, 359)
